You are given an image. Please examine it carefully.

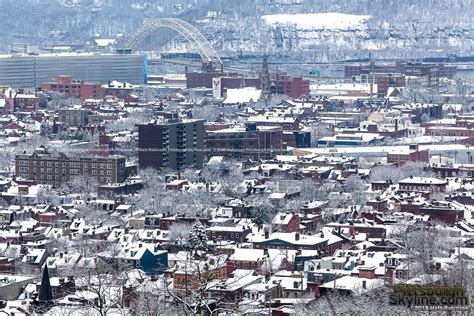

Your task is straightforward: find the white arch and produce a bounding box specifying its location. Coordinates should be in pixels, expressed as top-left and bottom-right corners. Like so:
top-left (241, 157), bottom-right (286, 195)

top-left (125, 18), bottom-right (222, 68)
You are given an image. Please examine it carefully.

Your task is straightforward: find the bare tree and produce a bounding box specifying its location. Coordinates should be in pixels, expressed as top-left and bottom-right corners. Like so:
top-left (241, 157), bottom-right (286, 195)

top-left (168, 222), bottom-right (193, 246)
top-left (66, 174), bottom-right (99, 201)
top-left (165, 253), bottom-right (230, 315)
top-left (399, 221), bottom-right (456, 275)
top-left (72, 259), bottom-right (132, 316)
top-left (370, 161), bottom-right (431, 183)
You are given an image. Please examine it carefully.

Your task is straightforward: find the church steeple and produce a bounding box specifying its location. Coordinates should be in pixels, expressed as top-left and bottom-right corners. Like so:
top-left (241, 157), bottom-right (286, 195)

top-left (260, 53), bottom-right (271, 103)
top-left (38, 265), bottom-right (53, 302)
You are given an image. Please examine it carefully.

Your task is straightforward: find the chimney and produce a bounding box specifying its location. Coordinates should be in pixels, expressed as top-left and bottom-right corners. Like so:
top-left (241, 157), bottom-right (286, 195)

top-left (263, 248), bottom-right (269, 256)
top-left (320, 231), bottom-right (324, 238)
top-left (295, 233), bottom-right (300, 241)
top-left (264, 230), bottom-right (269, 239)
top-left (362, 280), bottom-right (367, 289)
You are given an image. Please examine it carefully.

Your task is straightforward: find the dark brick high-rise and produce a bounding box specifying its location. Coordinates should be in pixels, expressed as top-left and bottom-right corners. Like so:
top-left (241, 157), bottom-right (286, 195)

top-left (138, 119), bottom-right (205, 170)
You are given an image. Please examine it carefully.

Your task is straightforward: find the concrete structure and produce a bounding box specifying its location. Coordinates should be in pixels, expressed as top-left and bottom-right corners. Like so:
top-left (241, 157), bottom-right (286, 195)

top-left (0, 53), bottom-right (145, 87)
top-left (138, 118), bottom-right (205, 170)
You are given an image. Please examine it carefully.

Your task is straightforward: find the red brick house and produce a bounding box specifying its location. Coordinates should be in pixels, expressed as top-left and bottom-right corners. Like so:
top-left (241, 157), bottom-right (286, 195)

top-left (271, 212), bottom-right (300, 233)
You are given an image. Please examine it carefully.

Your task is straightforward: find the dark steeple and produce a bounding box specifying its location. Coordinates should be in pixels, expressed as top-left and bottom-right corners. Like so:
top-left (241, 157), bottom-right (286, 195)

top-left (38, 265), bottom-right (53, 302)
top-left (260, 53), bottom-right (271, 103)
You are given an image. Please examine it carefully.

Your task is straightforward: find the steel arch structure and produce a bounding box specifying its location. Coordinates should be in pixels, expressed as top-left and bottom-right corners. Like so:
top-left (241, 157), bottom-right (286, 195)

top-left (125, 18), bottom-right (222, 68)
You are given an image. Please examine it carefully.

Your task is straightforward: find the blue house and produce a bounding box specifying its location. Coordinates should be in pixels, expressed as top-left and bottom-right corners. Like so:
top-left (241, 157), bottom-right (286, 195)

top-left (105, 243), bottom-right (168, 275)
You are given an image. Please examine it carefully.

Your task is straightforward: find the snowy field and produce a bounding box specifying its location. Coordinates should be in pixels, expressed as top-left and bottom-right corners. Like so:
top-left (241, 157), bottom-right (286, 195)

top-left (262, 12), bottom-right (371, 30)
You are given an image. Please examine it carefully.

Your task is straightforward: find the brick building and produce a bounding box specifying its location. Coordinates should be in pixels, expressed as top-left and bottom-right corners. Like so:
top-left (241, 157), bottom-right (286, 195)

top-left (186, 63), bottom-right (309, 99)
top-left (387, 144), bottom-right (429, 166)
top-left (270, 74), bottom-right (310, 99)
top-left (41, 75), bottom-right (102, 100)
top-left (344, 61), bottom-right (456, 87)
top-left (138, 118), bottom-right (205, 170)
top-left (2, 87), bottom-right (39, 113)
top-left (58, 107), bottom-right (92, 127)
top-left (271, 212), bottom-right (300, 233)
top-left (398, 177), bottom-right (447, 193)
top-left (206, 226), bottom-right (252, 243)
top-left (206, 124), bottom-right (287, 160)
top-left (15, 148), bottom-right (127, 186)
top-left (399, 200), bottom-right (462, 225)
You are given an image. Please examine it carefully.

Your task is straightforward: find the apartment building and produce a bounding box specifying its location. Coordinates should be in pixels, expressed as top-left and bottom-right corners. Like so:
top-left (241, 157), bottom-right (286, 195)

top-left (138, 118), bottom-right (205, 170)
top-left (15, 148), bottom-right (127, 186)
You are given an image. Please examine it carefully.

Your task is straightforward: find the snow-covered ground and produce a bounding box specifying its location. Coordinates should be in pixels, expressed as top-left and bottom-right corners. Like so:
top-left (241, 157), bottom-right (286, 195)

top-left (261, 12), bottom-right (371, 30)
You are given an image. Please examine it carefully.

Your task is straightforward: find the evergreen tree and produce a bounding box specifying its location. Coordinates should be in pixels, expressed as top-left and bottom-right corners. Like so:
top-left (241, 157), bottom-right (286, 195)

top-left (187, 221), bottom-right (208, 253)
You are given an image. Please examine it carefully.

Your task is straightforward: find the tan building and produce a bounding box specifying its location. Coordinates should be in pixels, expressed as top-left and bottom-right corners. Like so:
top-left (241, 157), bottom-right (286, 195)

top-left (15, 148), bottom-right (127, 186)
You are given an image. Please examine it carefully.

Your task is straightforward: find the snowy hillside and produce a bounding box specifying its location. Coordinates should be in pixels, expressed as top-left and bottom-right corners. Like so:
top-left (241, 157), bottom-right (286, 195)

top-left (261, 13), bottom-right (371, 30)
top-left (0, 0), bottom-right (473, 61)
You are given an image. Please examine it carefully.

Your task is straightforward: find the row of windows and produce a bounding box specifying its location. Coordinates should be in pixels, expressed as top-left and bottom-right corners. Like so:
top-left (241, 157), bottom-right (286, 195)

top-left (210, 232), bottom-right (241, 239)
top-left (19, 173), bottom-right (113, 183)
top-left (92, 170), bottom-right (113, 175)
top-left (21, 160), bottom-right (114, 169)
